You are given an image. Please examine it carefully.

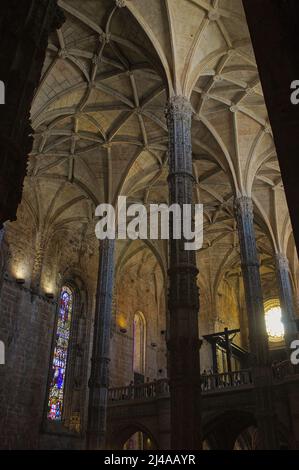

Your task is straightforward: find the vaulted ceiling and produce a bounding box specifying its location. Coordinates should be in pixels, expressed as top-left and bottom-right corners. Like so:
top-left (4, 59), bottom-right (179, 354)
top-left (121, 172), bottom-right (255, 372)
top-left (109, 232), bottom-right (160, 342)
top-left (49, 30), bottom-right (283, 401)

top-left (7, 0), bottom-right (298, 302)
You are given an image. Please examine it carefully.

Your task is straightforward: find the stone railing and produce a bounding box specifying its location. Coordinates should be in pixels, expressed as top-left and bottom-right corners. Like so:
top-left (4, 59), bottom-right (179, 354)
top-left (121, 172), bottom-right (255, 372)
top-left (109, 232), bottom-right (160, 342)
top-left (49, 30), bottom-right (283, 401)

top-left (108, 370), bottom-right (253, 403)
top-left (108, 379), bottom-right (169, 402)
top-left (201, 369), bottom-right (253, 392)
top-left (272, 360), bottom-right (299, 382)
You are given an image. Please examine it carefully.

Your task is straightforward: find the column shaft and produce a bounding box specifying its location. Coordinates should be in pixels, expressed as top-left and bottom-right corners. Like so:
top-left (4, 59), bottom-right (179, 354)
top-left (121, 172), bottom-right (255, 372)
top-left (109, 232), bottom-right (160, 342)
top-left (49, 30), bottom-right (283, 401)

top-left (235, 196), bottom-right (278, 449)
top-left (166, 96), bottom-right (201, 450)
top-left (87, 239), bottom-right (115, 449)
top-left (276, 253), bottom-right (297, 345)
top-left (0, 1), bottom-right (64, 226)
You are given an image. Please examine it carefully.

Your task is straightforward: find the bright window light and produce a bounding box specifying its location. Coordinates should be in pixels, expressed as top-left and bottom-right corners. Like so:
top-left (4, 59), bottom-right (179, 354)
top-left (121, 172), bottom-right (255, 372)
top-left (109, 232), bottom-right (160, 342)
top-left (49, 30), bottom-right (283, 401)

top-left (265, 306), bottom-right (284, 342)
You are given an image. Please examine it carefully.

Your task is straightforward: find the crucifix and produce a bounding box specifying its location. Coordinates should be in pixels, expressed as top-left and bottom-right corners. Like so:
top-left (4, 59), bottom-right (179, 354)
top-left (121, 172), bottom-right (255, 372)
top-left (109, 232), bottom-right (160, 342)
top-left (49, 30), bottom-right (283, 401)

top-left (203, 327), bottom-right (240, 373)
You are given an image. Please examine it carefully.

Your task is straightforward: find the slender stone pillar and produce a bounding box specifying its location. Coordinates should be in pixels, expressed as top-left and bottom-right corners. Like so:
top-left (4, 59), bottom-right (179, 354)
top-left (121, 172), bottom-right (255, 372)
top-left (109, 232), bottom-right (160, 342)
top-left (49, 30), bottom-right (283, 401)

top-left (165, 96), bottom-right (201, 450)
top-left (0, 227), bottom-right (6, 293)
top-left (87, 239), bottom-right (115, 449)
top-left (30, 232), bottom-right (46, 294)
top-left (234, 196), bottom-right (278, 449)
top-left (0, 227), bottom-right (4, 246)
top-left (276, 253), bottom-right (297, 345)
top-left (0, 1), bottom-right (65, 226)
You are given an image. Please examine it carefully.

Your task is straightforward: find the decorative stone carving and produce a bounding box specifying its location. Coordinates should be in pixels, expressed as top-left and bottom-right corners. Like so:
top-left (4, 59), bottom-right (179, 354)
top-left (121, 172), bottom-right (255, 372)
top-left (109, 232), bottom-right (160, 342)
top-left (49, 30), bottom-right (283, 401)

top-left (275, 252), bottom-right (297, 343)
top-left (99, 32), bottom-right (111, 44)
top-left (208, 9), bottom-right (220, 21)
top-left (115, 0), bottom-right (126, 7)
top-left (230, 105), bottom-right (239, 113)
top-left (31, 232), bottom-right (47, 294)
top-left (165, 95), bottom-right (201, 450)
top-left (234, 196), bottom-right (278, 449)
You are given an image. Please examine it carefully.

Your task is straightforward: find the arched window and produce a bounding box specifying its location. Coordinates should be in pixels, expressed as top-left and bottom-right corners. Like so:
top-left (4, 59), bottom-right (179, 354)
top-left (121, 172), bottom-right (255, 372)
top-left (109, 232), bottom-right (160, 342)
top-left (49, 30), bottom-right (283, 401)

top-left (264, 299), bottom-right (285, 343)
top-left (47, 285), bottom-right (73, 421)
top-left (133, 312), bottom-right (146, 376)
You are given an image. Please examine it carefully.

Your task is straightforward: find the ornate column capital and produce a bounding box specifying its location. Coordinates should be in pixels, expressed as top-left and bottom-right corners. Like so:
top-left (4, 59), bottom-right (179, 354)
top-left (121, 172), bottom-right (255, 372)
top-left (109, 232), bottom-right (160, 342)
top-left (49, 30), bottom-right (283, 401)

top-left (275, 252), bottom-right (290, 271)
top-left (165, 95), bottom-right (193, 121)
top-left (234, 196), bottom-right (259, 268)
top-left (234, 196), bottom-right (254, 218)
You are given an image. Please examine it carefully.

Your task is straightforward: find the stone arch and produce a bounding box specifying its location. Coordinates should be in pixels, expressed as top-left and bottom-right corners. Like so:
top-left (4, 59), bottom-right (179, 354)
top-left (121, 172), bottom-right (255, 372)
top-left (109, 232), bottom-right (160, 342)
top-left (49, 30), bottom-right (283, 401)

top-left (107, 422), bottom-right (159, 450)
top-left (203, 410), bottom-right (256, 450)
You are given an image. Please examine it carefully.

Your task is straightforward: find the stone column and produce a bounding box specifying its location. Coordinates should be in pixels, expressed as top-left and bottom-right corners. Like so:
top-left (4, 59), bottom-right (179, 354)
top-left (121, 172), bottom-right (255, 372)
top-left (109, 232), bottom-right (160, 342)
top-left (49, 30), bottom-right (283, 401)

top-left (234, 196), bottom-right (278, 449)
top-left (0, 1), bottom-right (65, 226)
top-left (30, 232), bottom-right (47, 294)
top-left (276, 253), bottom-right (297, 345)
top-left (87, 239), bottom-right (115, 450)
top-left (0, 227), bottom-right (4, 246)
top-left (165, 96), bottom-right (201, 450)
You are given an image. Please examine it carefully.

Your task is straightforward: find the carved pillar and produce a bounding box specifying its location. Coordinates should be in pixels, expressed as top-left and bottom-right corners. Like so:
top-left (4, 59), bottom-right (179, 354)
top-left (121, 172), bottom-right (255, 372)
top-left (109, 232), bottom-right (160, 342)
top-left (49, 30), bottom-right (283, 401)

top-left (0, 1), bottom-right (64, 226)
top-left (165, 96), bottom-right (201, 450)
top-left (276, 253), bottom-right (297, 344)
top-left (87, 239), bottom-right (115, 450)
top-left (0, 227), bottom-right (6, 294)
top-left (0, 227), bottom-right (4, 246)
top-left (30, 232), bottom-right (47, 294)
top-left (235, 196), bottom-right (278, 449)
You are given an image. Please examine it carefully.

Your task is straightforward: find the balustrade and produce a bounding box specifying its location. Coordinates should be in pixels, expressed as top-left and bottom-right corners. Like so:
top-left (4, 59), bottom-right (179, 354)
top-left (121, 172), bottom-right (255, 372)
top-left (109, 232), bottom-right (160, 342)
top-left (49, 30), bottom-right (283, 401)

top-left (108, 371), bottom-right (254, 403)
top-left (108, 379), bottom-right (170, 402)
top-left (272, 360), bottom-right (299, 381)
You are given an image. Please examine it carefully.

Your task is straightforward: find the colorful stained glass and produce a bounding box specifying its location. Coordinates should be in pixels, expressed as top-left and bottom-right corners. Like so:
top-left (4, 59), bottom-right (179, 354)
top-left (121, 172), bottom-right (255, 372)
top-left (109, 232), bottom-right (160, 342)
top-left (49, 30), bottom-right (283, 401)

top-left (47, 286), bottom-right (73, 421)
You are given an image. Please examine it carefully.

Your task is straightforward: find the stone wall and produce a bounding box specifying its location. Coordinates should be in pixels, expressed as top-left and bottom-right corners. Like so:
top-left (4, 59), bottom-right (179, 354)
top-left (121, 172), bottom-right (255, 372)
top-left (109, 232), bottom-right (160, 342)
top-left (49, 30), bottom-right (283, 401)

top-left (0, 280), bottom-right (56, 448)
top-left (110, 252), bottom-right (167, 387)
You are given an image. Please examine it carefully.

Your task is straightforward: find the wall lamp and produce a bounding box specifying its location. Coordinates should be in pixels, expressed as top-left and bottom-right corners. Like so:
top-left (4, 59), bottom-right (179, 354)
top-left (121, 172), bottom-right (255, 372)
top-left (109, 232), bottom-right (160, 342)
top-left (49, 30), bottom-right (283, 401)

top-left (16, 278), bottom-right (25, 285)
top-left (120, 327), bottom-right (127, 334)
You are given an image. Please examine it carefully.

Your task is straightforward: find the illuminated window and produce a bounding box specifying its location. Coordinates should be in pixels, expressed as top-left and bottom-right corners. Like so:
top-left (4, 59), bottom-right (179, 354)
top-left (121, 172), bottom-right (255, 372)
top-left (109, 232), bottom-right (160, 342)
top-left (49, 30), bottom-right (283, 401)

top-left (47, 286), bottom-right (73, 421)
top-left (133, 312), bottom-right (146, 375)
top-left (264, 300), bottom-right (284, 343)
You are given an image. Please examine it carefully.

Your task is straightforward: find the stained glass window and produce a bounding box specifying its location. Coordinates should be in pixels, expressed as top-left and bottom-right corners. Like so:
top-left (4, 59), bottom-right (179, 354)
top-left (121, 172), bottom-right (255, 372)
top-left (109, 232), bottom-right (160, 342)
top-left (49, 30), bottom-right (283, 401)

top-left (47, 286), bottom-right (73, 421)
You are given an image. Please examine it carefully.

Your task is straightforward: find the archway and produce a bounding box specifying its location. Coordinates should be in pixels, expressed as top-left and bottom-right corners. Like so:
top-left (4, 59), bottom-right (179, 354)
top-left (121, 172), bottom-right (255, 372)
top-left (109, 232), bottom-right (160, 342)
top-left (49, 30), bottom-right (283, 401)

top-left (108, 424), bottom-right (159, 450)
top-left (203, 411), bottom-right (256, 450)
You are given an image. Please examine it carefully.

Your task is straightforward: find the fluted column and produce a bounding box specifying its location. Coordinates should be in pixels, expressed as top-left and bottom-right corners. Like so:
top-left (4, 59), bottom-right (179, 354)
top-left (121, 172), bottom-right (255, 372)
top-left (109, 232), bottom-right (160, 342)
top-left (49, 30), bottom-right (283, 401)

top-left (87, 239), bottom-right (115, 450)
top-left (235, 196), bottom-right (278, 449)
top-left (0, 1), bottom-right (64, 226)
top-left (276, 253), bottom-right (297, 345)
top-left (166, 96), bottom-right (201, 450)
